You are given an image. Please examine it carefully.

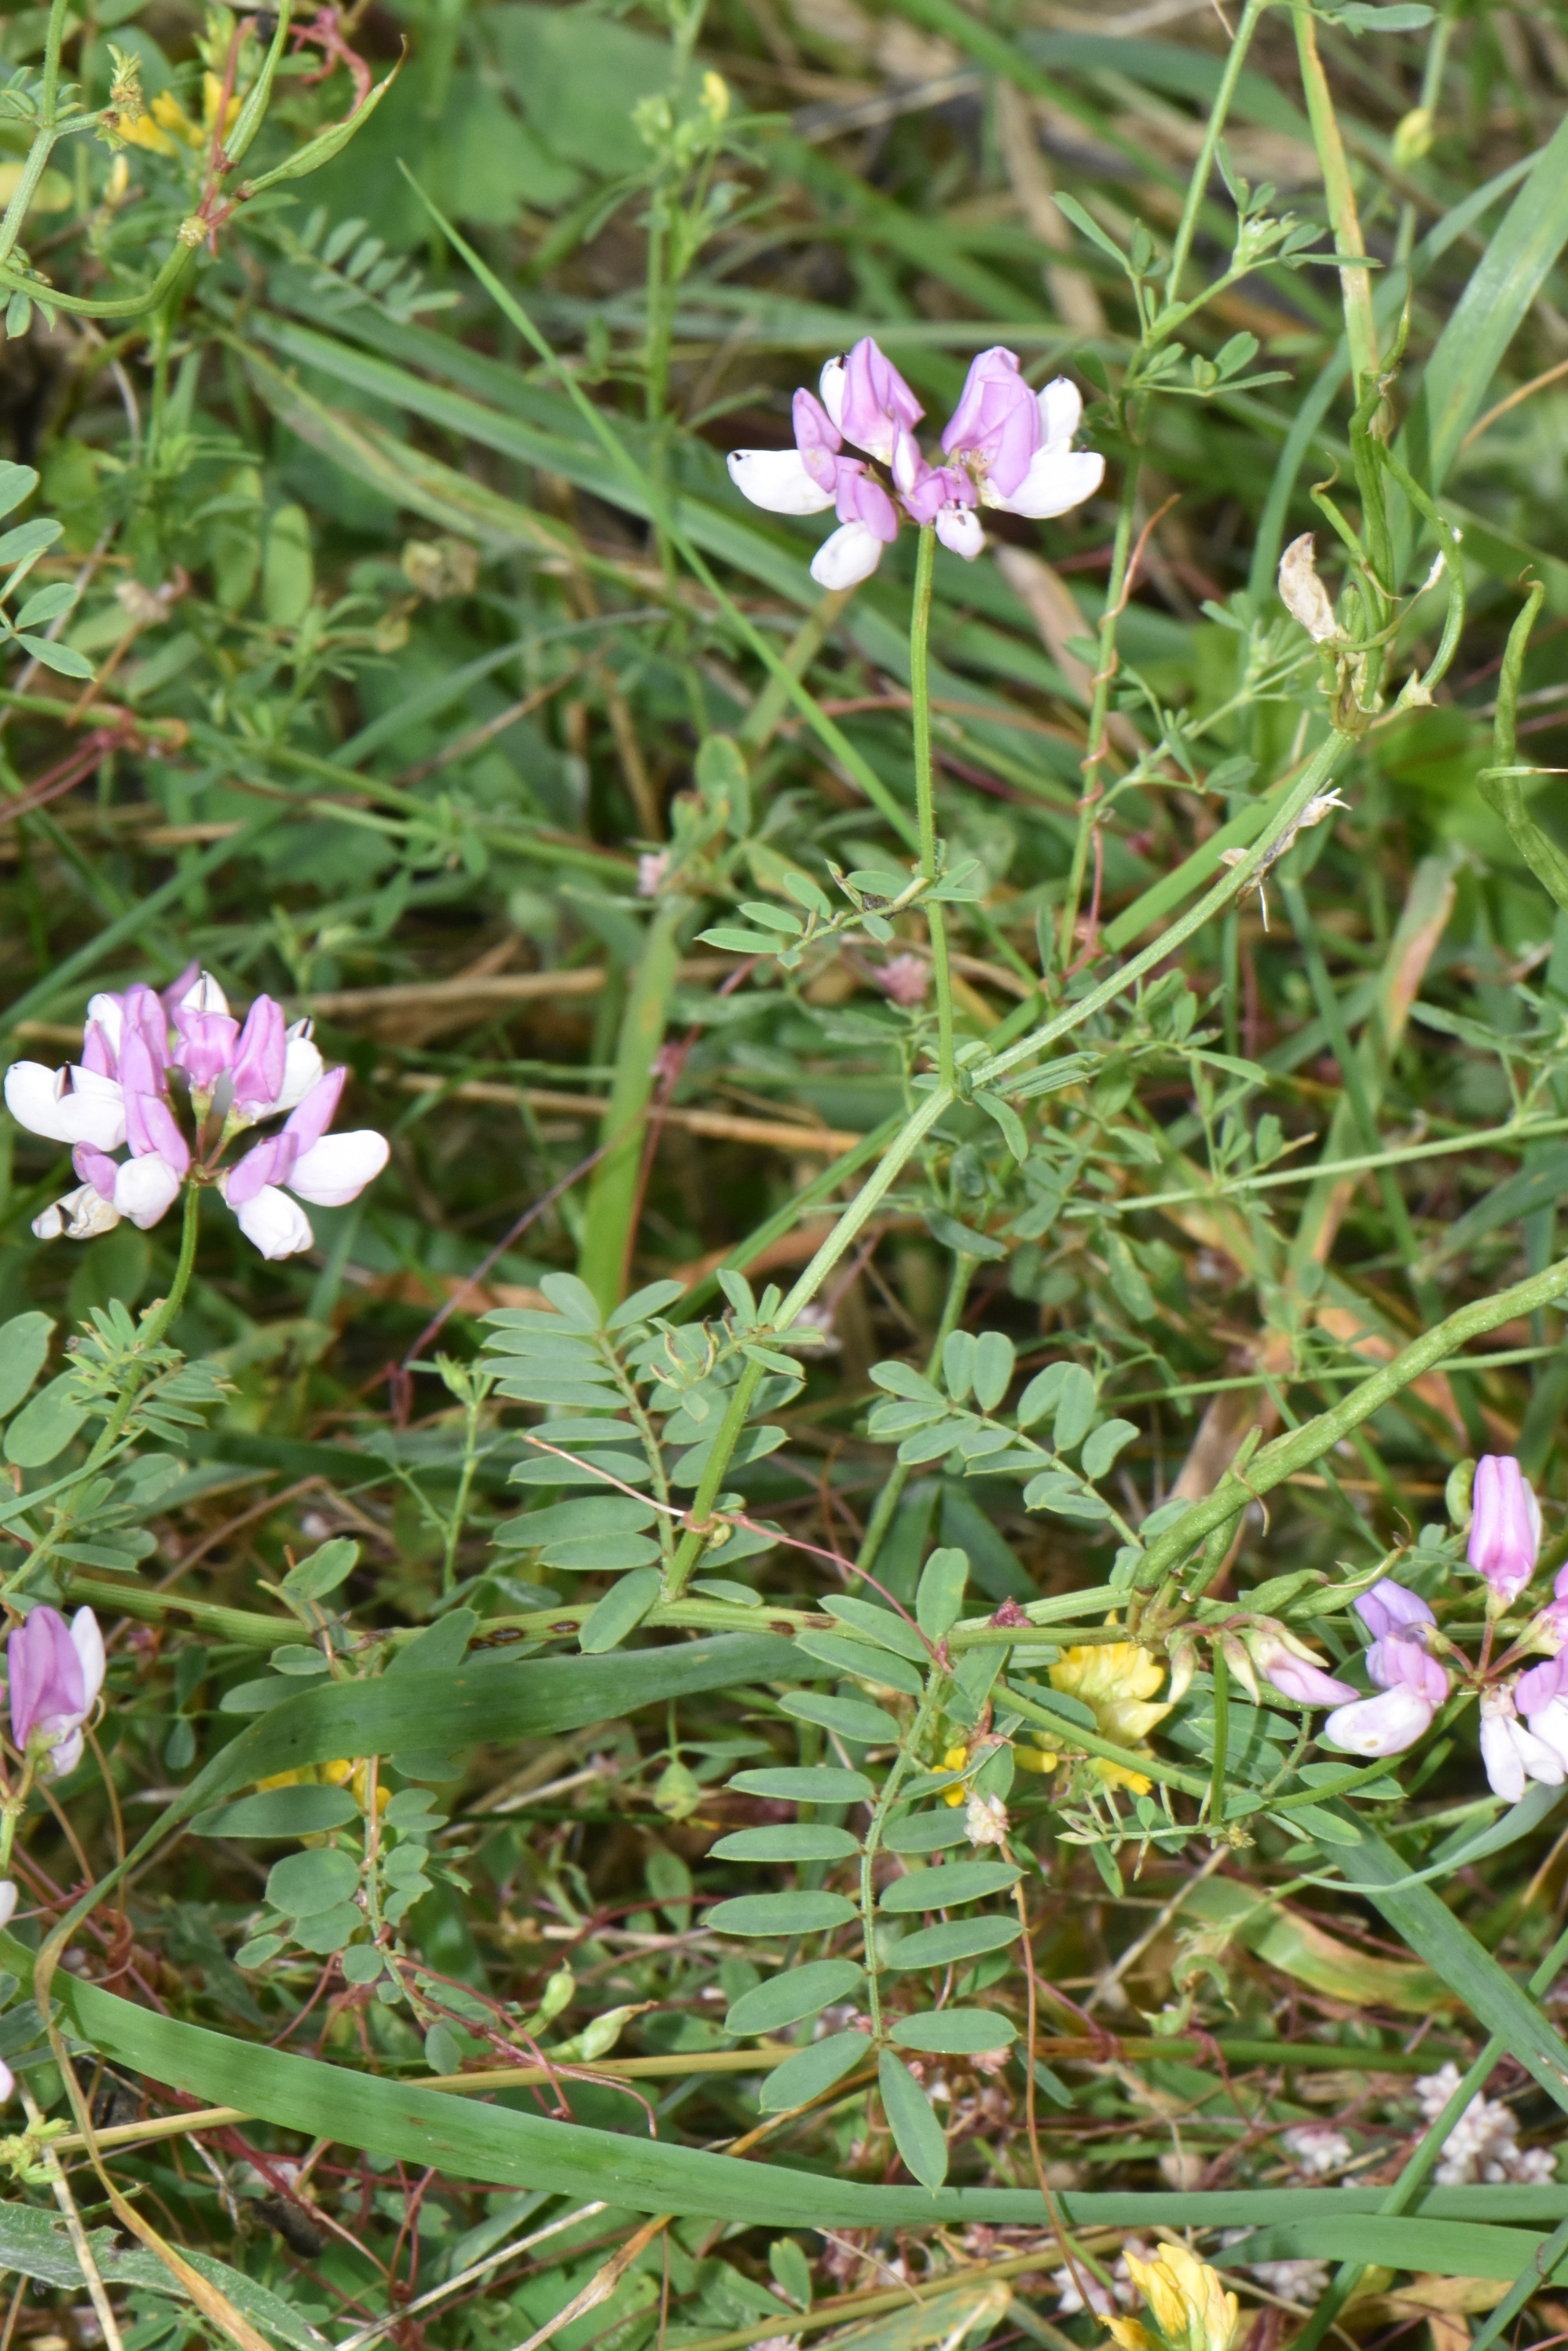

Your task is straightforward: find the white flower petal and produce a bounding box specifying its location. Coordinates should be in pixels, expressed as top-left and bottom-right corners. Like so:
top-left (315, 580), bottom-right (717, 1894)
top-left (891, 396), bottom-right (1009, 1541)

top-left (70, 1608), bottom-right (105, 1711)
top-left (936, 506), bottom-right (985, 561)
top-left (44, 1730), bottom-right (83, 1780)
top-left (810, 520), bottom-right (886, 589)
top-left (819, 357), bottom-right (846, 430)
top-left (0, 1883), bottom-right (16, 1932)
top-left (1528, 1696), bottom-right (1568, 1771)
top-left (60, 1067), bottom-right (128, 1150)
top-left (181, 970), bottom-right (229, 1015)
top-left (86, 994), bottom-right (123, 1055)
top-left (726, 449), bottom-right (836, 516)
top-left (287, 1130), bottom-right (390, 1207)
top-left (1037, 376), bottom-right (1083, 451)
top-left (275, 1027), bottom-right (324, 1113)
top-left (5, 1062), bottom-right (72, 1144)
top-left (234, 1184), bottom-right (314, 1259)
top-left (1481, 1713), bottom-right (1526, 1803)
top-left (986, 448), bottom-right (1105, 520)
top-left (32, 1183), bottom-right (121, 1242)
top-left (113, 1155), bottom-right (182, 1229)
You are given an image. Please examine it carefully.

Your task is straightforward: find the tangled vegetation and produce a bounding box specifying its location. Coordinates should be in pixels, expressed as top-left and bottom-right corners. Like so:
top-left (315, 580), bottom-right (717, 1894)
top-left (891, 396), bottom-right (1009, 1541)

top-left (5, 1), bottom-right (1568, 2349)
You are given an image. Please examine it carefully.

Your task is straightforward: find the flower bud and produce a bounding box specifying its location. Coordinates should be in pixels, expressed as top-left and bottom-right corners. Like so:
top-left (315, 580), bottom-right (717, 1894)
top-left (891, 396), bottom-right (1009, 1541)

top-left (1467, 1455), bottom-right (1541, 1606)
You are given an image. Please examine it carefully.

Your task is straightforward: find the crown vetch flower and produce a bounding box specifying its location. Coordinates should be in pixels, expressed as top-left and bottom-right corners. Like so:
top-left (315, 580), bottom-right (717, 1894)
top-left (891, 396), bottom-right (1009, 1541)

top-left (7, 1606), bottom-right (104, 1778)
top-left (728, 337), bottom-right (1101, 580)
top-left (7, 973), bottom-right (384, 1262)
top-left (1467, 1454), bottom-right (1541, 1606)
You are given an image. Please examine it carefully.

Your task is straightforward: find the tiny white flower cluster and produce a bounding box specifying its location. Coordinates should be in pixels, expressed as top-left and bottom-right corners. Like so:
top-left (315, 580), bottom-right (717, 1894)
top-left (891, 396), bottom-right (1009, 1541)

top-left (1280, 2123), bottom-right (1353, 2177)
top-left (1416, 2062), bottom-right (1557, 2185)
top-left (1052, 2239), bottom-right (1151, 2318)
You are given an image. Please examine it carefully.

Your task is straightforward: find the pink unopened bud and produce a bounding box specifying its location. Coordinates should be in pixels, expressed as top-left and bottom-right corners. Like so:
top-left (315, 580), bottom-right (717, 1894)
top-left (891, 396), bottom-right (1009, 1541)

top-left (874, 954), bottom-right (929, 1007)
top-left (1467, 1455), bottom-right (1541, 1605)
top-left (1250, 1631), bottom-right (1357, 1709)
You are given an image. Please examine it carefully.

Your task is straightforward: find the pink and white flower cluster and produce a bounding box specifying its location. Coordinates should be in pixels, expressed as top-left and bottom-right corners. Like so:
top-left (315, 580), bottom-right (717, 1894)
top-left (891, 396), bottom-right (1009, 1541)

top-left (5, 970), bottom-right (387, 1261)
top-left (1317, 1454), bottom-right (1568, 1804)
top-left (728, 338), bottom-right (1105, 588)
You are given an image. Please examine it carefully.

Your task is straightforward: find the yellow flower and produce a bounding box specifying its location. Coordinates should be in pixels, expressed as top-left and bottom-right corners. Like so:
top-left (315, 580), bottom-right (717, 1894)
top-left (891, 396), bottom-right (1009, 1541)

top-left (1120, 2246), bottom-right (1238, 2351)
top-left (941, 1743), bottom-right (969, 1805)
top-left (1106, 2321), bottom-right (1152, 2351)
top-left (1050, 1641), bottom-right (1171, 1795)
top-left (122, 75), bottom-right (240, 159)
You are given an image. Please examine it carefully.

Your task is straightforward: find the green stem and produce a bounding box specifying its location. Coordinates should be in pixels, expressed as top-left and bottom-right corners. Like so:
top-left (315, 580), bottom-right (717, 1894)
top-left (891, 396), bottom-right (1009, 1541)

top-left (1295, 5), bottom-right (1379, 386)
top-left (855, 1253), bottom-right (976, 1578)
top-left (1207, 1642), bottom-right (1229, 1826)
top-left (668, 736), bottom-right (1354, 1588)
top-left (1057, 457), bottom-right (1141, 965)
top-left (577, 894), bottom-right (688, 1315)
top-left (1164, 0), bottom-right (1272, 306)
top-left (140, 1180), bottom-right (201, 1353)
top-left (910, 527), bottom-right (954, 1089)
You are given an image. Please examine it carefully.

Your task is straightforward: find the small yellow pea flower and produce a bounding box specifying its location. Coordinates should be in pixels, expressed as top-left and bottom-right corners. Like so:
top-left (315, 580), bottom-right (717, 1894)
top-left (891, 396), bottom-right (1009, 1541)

top-left (1050, 1641), bottom-right (1172, 1796)
top-left (941, 1743), bottom-right (969, 1805)
top-left (1111, 2245), bottom-right (1238, 2351)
